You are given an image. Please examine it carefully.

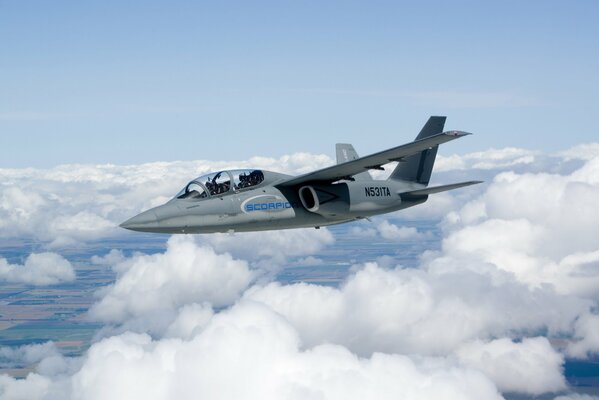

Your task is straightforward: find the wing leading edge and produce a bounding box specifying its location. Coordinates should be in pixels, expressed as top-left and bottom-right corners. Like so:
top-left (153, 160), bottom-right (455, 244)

top-left (276, 131), bottom-right (471, 188)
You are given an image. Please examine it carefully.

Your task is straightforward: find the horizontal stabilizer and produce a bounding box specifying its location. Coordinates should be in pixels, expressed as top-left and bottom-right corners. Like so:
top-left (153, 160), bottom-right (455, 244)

top-left (399, 181), bottom-right (483, 197)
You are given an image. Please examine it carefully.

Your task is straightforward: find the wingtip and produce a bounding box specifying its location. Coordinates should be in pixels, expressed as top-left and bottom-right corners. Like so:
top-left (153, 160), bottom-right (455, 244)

top-left (443, 130), bottom-right (473, 137)
top-left (463, 180), bottom-right (484, 185)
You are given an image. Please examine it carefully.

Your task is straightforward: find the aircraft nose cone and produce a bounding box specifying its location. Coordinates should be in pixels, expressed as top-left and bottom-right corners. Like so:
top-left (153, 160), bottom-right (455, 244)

top-left (119, 209), bottom-right (159, 231)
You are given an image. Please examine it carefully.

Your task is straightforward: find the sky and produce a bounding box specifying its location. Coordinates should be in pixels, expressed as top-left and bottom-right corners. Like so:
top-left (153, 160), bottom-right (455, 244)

top-left (1, 0), bottom-right (599, 167)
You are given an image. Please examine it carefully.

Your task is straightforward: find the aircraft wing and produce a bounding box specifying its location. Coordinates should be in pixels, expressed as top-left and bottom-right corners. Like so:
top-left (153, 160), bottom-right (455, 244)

top-left (276, 131), bottom-right (471, 187)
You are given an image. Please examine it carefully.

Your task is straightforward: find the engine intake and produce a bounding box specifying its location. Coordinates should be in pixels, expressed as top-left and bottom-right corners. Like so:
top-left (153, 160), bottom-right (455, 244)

top-left (298, 185), bottom-right (349, 217)
top-left (299, 186), bottom-right (319, 212)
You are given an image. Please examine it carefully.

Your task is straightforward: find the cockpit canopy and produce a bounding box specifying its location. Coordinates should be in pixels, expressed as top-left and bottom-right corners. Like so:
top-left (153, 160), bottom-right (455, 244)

top-left (176, 169), bottom-right (265, 200)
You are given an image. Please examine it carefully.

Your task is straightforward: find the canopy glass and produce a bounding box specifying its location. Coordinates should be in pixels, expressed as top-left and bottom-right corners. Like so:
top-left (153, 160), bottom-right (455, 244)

top-left (176, 169), bottom-right (265, 199)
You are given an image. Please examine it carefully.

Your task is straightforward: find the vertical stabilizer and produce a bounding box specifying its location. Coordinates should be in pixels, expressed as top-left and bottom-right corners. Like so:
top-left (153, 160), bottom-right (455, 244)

top-left (388, 116), bottom-right (446, 185)
top-left (336, 143), bottom-right (373, 181)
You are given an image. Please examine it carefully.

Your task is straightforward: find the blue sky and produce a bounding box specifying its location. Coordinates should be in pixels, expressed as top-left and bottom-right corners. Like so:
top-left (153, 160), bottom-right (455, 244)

top-left (1, 0), bottom-right (598, 167)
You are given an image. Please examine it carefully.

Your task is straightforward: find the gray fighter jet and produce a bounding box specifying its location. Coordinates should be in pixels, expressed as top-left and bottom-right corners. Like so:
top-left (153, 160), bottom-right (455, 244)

top-left (120, 116), bottom-right (481, 234)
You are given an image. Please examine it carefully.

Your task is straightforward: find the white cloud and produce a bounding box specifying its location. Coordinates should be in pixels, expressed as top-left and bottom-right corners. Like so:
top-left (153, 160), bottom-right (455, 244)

top-left (376, 220), bottom-right (423, 240)
top-left (396, 189), bottom-right (470, 220)
top-left (87, 229), bottom-right (334, 336)
top-left (566, 313), bottom-right (599, 359)
top-left (0, 253), bottom-right (75, 285)
top-left (0, 235), bottom-right (585, 398)
top-left (246, 260), bottom-right (589, 359)
top-left (554, 394), bottom-right (599, 400)
top-left (88, 236), bottom-right (254, 335)
top-left (440, 159), bottom-right (599, 296)
top-left (348, 220), bottom-right (428, 242)
top-left (3, 145), bottom-right (599, 398)
top-left (0, 342), bottom-right (59, 369)
top-left (71, 302), bottom-right (503, 400)
top-left (348, 225), bottom-right (377, 237)
top-left (198, 228), bottom-right (335, 270)
top-left (48, 211), bottom-right (114, 240)
top-left (0, 153), bottom-right (334, 245)
top-left (0, 373), bottom-right (51, 400)
top-left (456, 337), bottom-right (566, 395)
top-left (435, 148), bottom-right (536, 172)
top-left (90, 249), bottom-right (127, 266)
top-left (3, 143), bottom-right (591, 245)
top-left (163, 303), bottom-right (214, 340)
top-left (572, 155), bottom-right (599, 185)
top-left (559, 143), bottom-right (599, 161)
top-left (294, 256), bottom-right (324, 266)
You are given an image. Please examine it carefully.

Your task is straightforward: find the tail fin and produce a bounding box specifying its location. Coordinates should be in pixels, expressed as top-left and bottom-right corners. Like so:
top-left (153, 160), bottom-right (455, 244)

top-left (388, 116), bottom-right (446, 185)
top-left (336, 143), bottom-right (373, 181)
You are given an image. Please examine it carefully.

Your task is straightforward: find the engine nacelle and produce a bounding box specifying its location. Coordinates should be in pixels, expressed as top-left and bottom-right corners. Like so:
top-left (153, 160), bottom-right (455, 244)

top-left (298, 185), bottom-right (349, 218)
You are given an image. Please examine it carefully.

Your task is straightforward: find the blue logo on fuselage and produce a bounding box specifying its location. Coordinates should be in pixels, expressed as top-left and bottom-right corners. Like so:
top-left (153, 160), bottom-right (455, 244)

top-left (245, 201), bottom-right (292, 212)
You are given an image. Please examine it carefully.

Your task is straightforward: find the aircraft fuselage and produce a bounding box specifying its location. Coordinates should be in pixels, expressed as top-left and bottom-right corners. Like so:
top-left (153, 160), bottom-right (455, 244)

top-left (121, 174), bottom-right (427, 234)
top-left (120, 117), bottom-right (481, 234)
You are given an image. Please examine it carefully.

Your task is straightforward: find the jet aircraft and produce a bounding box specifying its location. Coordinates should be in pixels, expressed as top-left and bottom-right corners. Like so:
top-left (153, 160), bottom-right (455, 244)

top-left (120, 116), bottom-right (481, 234)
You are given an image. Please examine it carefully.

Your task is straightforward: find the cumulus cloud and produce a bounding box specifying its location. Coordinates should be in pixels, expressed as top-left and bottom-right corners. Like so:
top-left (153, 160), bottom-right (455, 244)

top-left (1, 141), bottom-right (596, 246)
top-left (559, 143), bottom-right (599, 161)
top-left (197, 228), bottom-right (335, 270)
top-left (2, 302), bottom-right (503, 400)
top-left (0, 153), bottom-right (333, 244)
top-left (566, 313), bottom-right (599, 359)
top-left (0, 373), bottom-right (52, 400)
top-left (3, 143), bottom-right (599, 398)
top-left (0, 239), bottom-right (584, 399)
top-left (0, 253), bottom-right (75, 285)
top-left (376, 220), bottom-right (424, 240)
top-left (455, 337), bottom-right (566, 395)
top-left (90, 249), bottom-right (127, 266)
top-left (348, 219), bottom-right (429, 242)
top-left (348, 225), bottom-right (377, 237)
top-left (0, 342), bottom-right (59, 369)
top-left (89, 236), bottom-right (254, 335)
top-left (88, 228), bottom-right (336, 336)
top-left (0, 142), bottom-right (588, 245)
top-left (245, 261), bottom-right (589, 357)
top-left (163, 302), bottom-right (214, 340)
top-left (74, 302), bottom-right (502, 400)
top-left (441, 159), bottom-right (599, 296)
top-left (435, 147), bottom-right (536, 172)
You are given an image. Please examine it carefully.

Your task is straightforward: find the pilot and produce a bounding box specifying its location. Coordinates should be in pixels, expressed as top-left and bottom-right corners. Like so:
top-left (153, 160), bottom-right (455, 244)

top-left (206, 180), bottom-right (215, 195)
top-left (249, 170), bottom-right (264, 186)
top-left (239, 173), bottom-right (248, 188)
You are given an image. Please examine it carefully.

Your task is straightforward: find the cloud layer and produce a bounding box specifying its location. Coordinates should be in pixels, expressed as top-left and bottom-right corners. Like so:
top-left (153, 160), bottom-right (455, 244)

top-left (1, 144), bottom-right (574, 245)
top-left (0, 153), bottom-right (334, 246)
top-left (2, 144), bottom-right (599, 399)
top-left (0, 235), bottom-right (588, 399)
